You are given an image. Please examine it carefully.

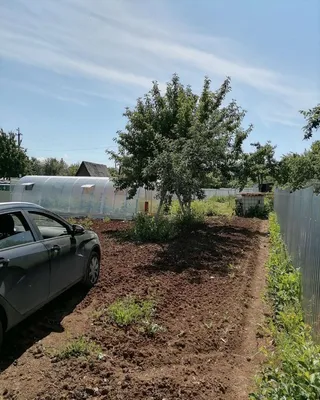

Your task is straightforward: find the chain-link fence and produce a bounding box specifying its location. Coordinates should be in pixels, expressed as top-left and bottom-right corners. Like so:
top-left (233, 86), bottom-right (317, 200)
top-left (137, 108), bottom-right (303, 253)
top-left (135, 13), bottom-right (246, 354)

top-left (274, 187), bottom-right (320, 337)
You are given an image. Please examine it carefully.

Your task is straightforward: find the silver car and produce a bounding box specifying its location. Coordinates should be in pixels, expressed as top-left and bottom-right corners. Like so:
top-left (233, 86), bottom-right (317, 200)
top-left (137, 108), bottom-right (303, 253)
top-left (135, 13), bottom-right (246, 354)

top-left (0, 202), bottom-right (101, 349)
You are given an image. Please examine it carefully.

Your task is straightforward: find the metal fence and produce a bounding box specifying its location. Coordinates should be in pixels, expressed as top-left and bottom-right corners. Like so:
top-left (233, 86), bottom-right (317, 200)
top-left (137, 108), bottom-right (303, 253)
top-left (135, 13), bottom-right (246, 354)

top-left (203, 186), bottom-right (259, 198)
top-left (274, 187), bottom-right (320, 337)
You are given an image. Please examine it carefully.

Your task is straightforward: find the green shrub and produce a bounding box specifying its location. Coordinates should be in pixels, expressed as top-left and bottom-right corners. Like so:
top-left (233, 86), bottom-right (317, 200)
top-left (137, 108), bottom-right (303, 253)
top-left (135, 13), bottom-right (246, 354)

top-left (131, 213), bottom-right (178, 242)
top-left (244, 204), bottom-right (269, 219)
top-left (174, 207), bottom-right (205, 230)
top-left (250, 213), bottom-right (320, 399)
top-left (108, 296), bottom-right (155, 327)
top-left (131, 196), bottom-right (235, 243)
top-left (264, 195), bottom-right (274, 214)
top-left (235, 198), bottom-right (271, 219)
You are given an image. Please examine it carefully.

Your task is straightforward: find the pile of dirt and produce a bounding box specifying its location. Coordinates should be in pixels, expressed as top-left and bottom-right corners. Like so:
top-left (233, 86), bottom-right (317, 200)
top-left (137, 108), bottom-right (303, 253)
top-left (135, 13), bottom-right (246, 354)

top-left (0, 217), bottom-right (268, 400)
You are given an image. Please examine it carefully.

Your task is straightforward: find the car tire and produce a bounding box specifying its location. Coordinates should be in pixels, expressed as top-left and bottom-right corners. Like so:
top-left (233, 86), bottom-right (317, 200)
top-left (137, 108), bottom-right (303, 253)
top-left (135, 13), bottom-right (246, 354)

top-left (82, 251), bottom-right (100, 288)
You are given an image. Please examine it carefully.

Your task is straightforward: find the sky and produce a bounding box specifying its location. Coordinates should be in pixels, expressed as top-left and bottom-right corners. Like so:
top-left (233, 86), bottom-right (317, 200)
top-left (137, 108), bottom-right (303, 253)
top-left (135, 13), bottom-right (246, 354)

top-left (0, 0), bottom-right (319, 166)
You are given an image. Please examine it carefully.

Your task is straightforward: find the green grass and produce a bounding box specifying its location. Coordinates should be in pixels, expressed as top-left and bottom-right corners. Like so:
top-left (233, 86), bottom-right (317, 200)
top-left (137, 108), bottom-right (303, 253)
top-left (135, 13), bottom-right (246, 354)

top-left (104, 296), bottom-right (166, 337)
top-left (170, 196), bottom-right (235, 218)
top-left (108, 296), bottom-right (155, 327)
top-left (55, 337), bottom-right (101, 360)
top-left (250, 213), bottom-right (320, 400)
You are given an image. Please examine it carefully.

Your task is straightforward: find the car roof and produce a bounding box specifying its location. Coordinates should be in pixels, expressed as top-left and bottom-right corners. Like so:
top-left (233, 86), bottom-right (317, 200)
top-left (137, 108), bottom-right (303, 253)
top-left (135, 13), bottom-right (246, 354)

top-left (0, 202), bottom-right (44, 212)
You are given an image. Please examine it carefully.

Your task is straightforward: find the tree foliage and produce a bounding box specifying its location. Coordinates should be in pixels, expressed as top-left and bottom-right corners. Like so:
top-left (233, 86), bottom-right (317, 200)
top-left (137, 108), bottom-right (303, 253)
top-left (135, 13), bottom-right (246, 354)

top-left (108, 166), bottom-right (120, 178)
top-left (237, 141), bottom-right (278, 190)
top-left (300, 104), bottom-right (320, 140)
top-left (276, 141), bottom-right (320, 190)
top-left (108, 74), bottom-right (252, 215)
top-left (27, 157), bottom-right (79, 176)
top-left (0, 129), bottom-right (29, 178)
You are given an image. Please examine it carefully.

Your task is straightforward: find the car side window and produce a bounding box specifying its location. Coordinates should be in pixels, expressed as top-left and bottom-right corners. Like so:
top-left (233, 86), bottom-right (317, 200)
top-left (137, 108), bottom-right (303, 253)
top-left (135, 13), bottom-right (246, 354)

top-left (29, 212), bottom-right (70, 239)
top-left (0, 212), bottom-right (35, 250)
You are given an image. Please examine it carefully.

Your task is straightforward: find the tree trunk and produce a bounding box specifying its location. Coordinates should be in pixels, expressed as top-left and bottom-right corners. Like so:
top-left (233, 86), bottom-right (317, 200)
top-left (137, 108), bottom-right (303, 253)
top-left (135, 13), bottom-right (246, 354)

top-left (177, 194), bottom-right (186, 215)
top-left (155, 194), bottom-right (165, 220)
top-left (258, 175), bottom-right (262, 191)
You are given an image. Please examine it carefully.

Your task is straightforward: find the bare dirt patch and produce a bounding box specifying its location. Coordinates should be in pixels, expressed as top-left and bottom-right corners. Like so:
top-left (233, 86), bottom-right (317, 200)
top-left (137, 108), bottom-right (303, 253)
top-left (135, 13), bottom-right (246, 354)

top-left (0, 217), bottom-right (268, 400)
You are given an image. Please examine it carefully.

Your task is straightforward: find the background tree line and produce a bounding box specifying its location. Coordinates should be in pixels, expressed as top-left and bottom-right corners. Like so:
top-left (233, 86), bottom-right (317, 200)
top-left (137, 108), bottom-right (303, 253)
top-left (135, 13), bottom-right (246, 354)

top-left (2, 79), bottom-right (319, 198)
top-left (0, 129), bottom-right (80, 178)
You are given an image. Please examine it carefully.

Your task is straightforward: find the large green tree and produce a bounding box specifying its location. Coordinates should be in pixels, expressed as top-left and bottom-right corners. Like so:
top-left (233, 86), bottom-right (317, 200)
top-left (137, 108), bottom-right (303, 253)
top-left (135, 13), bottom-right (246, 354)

top-left (0, 129), bottom-right (29, 178)
top-left (108, 74), bottom-right (252, 215)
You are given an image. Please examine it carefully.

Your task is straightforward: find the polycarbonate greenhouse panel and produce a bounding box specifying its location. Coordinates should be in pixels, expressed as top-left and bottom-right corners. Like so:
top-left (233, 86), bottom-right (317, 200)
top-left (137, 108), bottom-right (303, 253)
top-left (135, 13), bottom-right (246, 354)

top-left (11, 176), bottom-right (159, 220)
top-left (11, 176), bottom-right (257, 220)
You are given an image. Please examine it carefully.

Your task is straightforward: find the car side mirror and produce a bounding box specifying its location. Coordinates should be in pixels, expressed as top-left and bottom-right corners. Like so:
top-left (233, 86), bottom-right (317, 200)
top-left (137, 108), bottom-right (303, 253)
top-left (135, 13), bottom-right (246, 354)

top-left (72, 224), bottom-right (85, 236)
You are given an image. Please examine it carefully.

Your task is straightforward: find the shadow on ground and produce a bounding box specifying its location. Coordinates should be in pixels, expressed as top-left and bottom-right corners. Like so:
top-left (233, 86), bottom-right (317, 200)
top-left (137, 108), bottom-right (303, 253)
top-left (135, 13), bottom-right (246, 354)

top-left (135, 223), bottom-right (263, 276)
top-left (0, 284), bottom-right (88, 372)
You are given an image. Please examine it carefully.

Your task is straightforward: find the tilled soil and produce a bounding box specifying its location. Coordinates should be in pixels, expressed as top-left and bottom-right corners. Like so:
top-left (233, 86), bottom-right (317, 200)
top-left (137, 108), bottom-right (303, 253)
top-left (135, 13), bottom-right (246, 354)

top-left (0, 216), bottom-right (268, 400)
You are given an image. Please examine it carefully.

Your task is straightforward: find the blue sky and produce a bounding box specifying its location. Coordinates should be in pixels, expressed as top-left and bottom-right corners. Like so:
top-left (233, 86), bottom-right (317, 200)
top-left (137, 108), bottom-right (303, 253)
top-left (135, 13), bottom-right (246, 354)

top-left (0, 0), bottom-right (319, 166)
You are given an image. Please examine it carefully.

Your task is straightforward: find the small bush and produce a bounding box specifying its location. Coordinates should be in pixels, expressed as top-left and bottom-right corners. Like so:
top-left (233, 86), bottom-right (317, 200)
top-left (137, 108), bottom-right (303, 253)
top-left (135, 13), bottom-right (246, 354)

top-left (131, 213), bottom-right (178, 242)
top-left (244, 204), bottom-right (269, 219)
top-left (264, 194), bottom-right (274, 214)
top-left (235, 199), bottom-right (271, 219)
top-left (250, 213), bottom-right (320, 399)
top-left (174, 208), bottom-right (205, 230)
top-left (131, 196), bottom-right (235, 243)
top-left (56, 337), bottom-right (101, 360)
top-left (108, 296), bottom-right (155, 327)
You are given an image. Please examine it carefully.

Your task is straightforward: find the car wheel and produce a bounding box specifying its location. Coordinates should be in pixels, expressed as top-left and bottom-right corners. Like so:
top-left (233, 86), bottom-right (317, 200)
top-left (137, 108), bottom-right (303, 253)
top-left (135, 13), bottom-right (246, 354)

top-left (82, 251), bottom-right (100, 288)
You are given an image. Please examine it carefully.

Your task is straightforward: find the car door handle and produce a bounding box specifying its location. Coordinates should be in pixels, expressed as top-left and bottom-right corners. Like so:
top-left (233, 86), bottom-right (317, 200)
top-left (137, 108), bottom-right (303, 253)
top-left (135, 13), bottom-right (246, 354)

top-left (50, 245), bottom-right (61, 255)
top-left (0, 257), bottom-right (10, 268)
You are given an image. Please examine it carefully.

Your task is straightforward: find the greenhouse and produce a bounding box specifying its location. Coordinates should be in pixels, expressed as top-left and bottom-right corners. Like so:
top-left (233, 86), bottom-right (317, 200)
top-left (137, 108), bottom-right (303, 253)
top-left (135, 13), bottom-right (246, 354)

top-left (11, 176), bottom-right (159, 220)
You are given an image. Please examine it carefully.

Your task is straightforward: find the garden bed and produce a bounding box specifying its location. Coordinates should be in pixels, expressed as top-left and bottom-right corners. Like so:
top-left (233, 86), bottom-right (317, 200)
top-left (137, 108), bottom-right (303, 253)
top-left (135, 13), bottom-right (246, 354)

top-left (0, 216), bottom-right (268, 400)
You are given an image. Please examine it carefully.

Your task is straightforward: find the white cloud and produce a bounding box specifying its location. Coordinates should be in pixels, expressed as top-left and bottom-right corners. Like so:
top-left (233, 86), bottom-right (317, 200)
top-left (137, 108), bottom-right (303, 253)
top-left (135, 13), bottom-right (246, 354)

top-left (0, 77), bottom-right (87, 106)
top-left (0, 0), bottom-right (316, 124)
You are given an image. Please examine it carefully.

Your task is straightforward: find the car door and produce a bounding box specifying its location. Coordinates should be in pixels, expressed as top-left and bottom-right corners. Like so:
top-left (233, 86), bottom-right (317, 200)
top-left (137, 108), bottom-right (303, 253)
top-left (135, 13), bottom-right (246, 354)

top-left (26, 211), bottom-right (84, 297)
top-left (0, 211), bottom-right (50, 315)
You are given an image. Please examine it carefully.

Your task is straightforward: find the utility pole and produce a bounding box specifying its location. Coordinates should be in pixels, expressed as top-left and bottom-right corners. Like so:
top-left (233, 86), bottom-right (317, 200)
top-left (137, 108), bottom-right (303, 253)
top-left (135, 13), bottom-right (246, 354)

top-left (16, 127), bottom-right (23, 148)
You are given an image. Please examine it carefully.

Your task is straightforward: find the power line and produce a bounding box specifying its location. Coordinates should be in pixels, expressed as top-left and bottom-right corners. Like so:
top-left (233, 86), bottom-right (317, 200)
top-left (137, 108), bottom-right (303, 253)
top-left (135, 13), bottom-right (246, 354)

top-left (30, 145), bottom-right (118, 152)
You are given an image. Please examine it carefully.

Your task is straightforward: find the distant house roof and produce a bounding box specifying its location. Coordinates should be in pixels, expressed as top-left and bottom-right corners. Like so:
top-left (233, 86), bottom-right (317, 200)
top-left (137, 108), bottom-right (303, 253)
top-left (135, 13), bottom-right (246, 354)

top-left (76, 161), bottom-right (110, 177)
